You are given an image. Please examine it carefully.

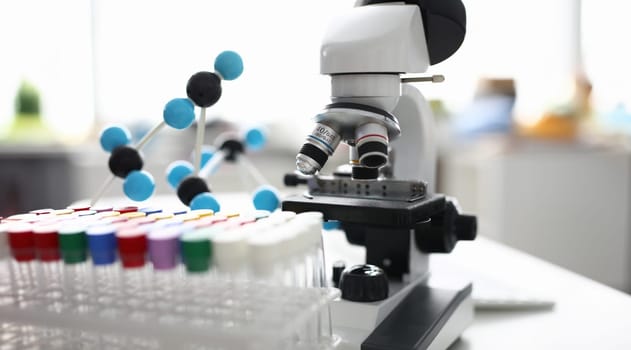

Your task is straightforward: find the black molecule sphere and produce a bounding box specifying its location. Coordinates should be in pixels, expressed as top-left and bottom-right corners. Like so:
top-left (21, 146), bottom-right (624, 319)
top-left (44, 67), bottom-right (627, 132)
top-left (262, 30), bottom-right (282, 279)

top-left (177, 176), bottom-right (210, 206)
top-left (108, 146), bottom-right (143, 178)
top-left (186, 72), bottom-right (222, 108)
top-left (219, 139), bottom-right (245, 162)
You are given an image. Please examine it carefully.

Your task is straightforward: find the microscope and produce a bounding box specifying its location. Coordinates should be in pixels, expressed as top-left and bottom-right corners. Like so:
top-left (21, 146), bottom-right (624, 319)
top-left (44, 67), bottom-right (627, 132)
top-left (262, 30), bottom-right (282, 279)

top-left (282, 1), bottom-right (477, 349)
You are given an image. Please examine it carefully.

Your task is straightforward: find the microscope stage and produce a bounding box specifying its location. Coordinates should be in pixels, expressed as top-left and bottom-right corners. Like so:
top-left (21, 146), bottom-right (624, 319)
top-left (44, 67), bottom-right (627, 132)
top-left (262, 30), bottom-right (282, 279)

top-left (282, 193), bottom-right (446, 228)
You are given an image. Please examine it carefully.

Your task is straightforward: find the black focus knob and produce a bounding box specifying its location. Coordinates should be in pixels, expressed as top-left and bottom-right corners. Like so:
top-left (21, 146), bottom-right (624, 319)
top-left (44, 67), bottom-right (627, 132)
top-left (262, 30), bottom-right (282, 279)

top-left (186, 71), bottom-right (222, 108)
top-left (455, 214), bottom-right (477, 241)
top-left (414, 201), bottom-right (477, 253)
top-left (339, 264), bottom-right (389, 302)
top-left (108, 146), bottom-right (143, 178)
top-left (177, 176), bottom-right (210, 205)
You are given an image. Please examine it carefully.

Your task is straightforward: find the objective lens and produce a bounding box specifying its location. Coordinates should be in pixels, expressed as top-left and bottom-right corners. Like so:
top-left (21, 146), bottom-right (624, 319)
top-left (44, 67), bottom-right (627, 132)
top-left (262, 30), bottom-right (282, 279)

top-left (296, 123), bottom-right (341, 175)
top-left (356, 122), bottom-right (389, 168)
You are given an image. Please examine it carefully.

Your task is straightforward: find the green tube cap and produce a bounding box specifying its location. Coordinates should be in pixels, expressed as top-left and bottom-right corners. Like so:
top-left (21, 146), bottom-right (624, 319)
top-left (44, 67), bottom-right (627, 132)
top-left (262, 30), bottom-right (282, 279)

top-left (181, 231), bottom-right (212, 273)
top-left (58, 226), bottom-right (87, 264)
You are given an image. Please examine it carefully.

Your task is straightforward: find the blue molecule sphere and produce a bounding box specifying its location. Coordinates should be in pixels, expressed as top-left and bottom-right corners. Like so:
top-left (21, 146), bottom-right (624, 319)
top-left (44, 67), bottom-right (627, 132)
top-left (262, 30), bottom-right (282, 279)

top-left (123, 170), bottom-right (155, 201)
top-left (163, 98), bottom-right (195, 130)
top-left (200, 146), bottom-right (215, 168)
top-left (245, 127), bottom-right (266, 151)
top-left (166, 161), bottom-right (194, 190)
top-left (190, 192), bottom-right (221, 212)
top-left (100, 126), bottom-right (131, 152)
top-left (323, 221), bottom-right (341, 231)
top-left (214, 51), bottom-right (243, 81)
top-left (252, 186), bottom-right (281, 212)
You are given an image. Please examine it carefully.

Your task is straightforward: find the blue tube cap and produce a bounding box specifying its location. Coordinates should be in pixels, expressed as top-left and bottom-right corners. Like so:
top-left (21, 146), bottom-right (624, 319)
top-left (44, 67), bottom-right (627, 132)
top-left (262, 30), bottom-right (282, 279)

top-left (87, 225), bottom-right (117, 265)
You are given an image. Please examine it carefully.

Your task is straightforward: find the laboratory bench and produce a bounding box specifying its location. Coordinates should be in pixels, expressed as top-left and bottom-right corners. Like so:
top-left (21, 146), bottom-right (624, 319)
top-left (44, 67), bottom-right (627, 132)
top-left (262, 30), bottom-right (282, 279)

top-left (325, 223), bottom-right (631, 349)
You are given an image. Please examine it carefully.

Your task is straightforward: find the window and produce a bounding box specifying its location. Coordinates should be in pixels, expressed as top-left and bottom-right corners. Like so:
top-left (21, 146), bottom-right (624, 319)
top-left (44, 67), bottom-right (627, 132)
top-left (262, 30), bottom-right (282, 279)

top-left (582, 1), bottom-right (631, 112)
top-left (0, 0), bottom-right (93, 140)
top-left (3, 0), bottom-right (605, 141)
top-left (93, 0), bottom-right (355, 127)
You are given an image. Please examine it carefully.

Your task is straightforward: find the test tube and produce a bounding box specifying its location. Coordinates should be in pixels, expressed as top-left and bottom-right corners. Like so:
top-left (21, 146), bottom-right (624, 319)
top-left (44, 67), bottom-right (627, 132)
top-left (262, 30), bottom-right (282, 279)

top-left (116, 227), bottom-right (149, 309)
top-left (113, 206), bottom-right (139, 215)
top-left (7, 223), bottom-right (38, 299)
top-left (211, 226), bottom-right (250, 280)
top-left (5, 213), bottom-right (39, 222)
top-left (189, 209), bottom-right (214, 218)
top-left (129, 216), bottom-right (156, 226)
top-left (0, 224), bottom-right (16, 300)
top-left (139, 207), bottom-right (162, 215)
top-left (276, 220), bottom-right (306, 287)
top-left (281, 219), bottom-right (311, 288)
top-left (180, 230), bottom-right (212, 274)
top-left (58, 225), bottom-right (91, 312)
top-left (267, 211), bottom-right (296, 224)
top-left (148, 212), bottom-right (174, 221)
top-left (180, 230), bottom-right (213, 294)
top-left (295, 212), bottom-right (332, 345)
top-left (296, 212), bottom-right (326, 287)
top-left (29, 208), bottom-right (54, 215)
top-left (33, 224), bottom-right (63, 301)
top-left (86, 225), bottom-right (118, 306)
top-left (248, 229), bottom-right (283, 283)
top-left (148, 226), bottom-right (182, 302)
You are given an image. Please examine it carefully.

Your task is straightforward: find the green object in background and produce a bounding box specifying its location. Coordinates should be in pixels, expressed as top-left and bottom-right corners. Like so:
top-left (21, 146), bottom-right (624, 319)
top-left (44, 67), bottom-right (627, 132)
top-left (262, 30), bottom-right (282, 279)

top-left (15, 81), bottom-right (40, 116)
top-left (6, 80), bottom-right (54, 142)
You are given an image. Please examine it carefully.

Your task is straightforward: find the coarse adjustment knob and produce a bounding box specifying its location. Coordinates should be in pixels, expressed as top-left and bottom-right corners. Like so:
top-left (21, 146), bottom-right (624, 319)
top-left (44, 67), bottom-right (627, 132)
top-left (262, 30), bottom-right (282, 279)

top-left (339, 264), bottom-right (389, 302)
top-left (414, 201), bottom-right (477, 253)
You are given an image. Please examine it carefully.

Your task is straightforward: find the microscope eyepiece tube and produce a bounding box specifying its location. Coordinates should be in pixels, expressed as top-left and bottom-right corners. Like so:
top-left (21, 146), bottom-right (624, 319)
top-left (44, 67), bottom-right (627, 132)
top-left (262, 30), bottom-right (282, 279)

top-left (296, 123), bottom-right (342, 175)
top-left (356, 122), bottom-right (389, 168)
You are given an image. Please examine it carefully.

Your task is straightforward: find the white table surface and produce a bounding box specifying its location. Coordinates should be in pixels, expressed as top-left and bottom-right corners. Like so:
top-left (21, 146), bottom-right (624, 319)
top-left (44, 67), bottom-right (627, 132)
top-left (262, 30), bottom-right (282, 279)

top-left (320, 225), bottom-right (631, 350)
top-left (436, 237), bottom-right (631, 350)
top-left (86, 194), bottom-right (631, 349)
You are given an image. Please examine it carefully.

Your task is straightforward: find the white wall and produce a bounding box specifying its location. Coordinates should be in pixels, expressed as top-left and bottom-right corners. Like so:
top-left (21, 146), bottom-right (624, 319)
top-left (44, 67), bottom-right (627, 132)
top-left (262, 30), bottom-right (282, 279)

top-left (441, 139), bottom-right (631, 292)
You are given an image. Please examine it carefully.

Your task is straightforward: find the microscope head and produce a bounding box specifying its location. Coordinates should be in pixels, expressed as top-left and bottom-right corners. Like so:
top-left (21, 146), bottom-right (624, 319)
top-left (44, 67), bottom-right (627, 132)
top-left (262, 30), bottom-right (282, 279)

top-left (320, 4), bottom-right (430, 75)
top-left (296, 0), bottom-right (466, 175)
top-left (322, 0), bottom-right (466, 74)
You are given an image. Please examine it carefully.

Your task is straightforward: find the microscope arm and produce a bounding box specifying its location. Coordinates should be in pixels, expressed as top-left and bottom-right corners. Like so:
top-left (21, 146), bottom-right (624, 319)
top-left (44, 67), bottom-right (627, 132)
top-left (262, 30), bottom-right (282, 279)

top-left (390, 83), bottom-right (437, 193)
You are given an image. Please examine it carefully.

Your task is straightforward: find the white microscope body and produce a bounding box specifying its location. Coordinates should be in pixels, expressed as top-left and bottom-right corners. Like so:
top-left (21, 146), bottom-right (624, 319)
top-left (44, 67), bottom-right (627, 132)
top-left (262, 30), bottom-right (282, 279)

top-left (284, 2), bottom-right (475, 349)
top-left (297, 4), bottom-right (436, 192)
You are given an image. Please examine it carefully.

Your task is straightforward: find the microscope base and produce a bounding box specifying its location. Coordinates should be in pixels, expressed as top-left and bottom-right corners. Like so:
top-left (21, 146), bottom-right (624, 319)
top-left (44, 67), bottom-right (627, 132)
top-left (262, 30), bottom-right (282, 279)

top-left (333, 279), bottom-right (473, 350)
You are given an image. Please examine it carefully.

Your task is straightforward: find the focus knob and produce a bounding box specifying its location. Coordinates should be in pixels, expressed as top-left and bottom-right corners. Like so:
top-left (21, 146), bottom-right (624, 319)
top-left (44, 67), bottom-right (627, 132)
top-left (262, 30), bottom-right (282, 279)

top-left (339, 264), bottom-right (389, 302)
top-left (414, 201), bottom-right (477, 253)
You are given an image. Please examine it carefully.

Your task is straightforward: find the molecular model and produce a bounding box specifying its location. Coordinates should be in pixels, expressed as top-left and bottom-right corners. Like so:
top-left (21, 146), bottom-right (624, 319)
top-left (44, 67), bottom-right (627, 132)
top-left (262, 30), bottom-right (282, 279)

top-left (166, 126), bottom-right (281, 213)
top-left (92, 50), bottom-right (280, 210)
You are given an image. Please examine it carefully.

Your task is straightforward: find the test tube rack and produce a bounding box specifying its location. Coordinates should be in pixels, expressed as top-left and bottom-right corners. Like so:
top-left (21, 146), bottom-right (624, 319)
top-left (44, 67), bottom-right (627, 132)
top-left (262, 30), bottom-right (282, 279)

top-left (0, 206), bottom-right (339, 350)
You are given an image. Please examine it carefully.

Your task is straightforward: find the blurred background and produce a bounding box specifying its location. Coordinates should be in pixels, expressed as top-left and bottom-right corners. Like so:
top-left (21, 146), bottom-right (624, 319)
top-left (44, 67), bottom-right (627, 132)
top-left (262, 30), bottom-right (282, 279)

top-left (1, 0), bottom-right (630, 294)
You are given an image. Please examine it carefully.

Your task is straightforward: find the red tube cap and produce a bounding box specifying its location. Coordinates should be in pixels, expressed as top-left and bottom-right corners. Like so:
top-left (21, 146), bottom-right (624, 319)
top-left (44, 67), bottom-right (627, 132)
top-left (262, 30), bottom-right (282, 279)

top-left (33, 225), bottom-right (60, 261)
top-left (117, 227), bottom-right (147, 268)
top-left (8, 224), bottom-right (35, 262)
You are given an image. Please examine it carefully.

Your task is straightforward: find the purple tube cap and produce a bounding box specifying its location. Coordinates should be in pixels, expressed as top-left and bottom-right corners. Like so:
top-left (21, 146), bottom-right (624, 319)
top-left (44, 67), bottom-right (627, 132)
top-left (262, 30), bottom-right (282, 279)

top-left (148, 227), bottom-right (181, 270)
